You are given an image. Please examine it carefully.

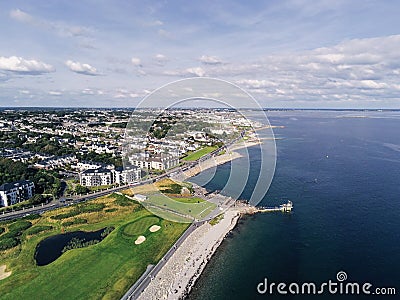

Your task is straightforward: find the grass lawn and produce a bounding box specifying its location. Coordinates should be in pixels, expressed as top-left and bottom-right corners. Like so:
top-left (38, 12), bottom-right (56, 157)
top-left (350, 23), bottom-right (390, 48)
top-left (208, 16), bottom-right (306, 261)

top-left (182, 146), bottom-right (218, 161)
top-left (171, 197), bottom-right (204, 204)
top-left (144, 193), bottom-right (216, 220)
top-left (0, 193), bottom-right (189, 300)
top-left (88, 184), bottom-right (116, 192)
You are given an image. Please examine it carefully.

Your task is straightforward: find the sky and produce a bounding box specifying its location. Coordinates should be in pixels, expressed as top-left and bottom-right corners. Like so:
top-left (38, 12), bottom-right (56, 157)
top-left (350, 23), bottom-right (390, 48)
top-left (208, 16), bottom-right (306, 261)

top-left (1, 0), bottom-right (400, 108)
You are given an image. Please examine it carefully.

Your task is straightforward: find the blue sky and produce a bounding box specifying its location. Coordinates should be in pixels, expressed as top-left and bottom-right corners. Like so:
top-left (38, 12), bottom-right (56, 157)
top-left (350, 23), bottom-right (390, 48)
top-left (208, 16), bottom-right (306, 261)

top-left (1, 0), bottom-right (400, 108)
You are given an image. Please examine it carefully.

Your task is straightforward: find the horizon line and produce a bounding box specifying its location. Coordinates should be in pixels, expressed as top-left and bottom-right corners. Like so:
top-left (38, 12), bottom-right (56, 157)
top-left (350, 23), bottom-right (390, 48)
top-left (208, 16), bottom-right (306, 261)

top-left (1, 106), bottom-right (400, 111)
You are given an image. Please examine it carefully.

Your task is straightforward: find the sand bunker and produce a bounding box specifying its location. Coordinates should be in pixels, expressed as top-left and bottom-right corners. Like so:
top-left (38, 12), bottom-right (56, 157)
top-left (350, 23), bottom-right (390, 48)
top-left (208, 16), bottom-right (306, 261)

top-left (0, 265), bottom-right (11, 280)
top-left (135, 236), bottom-right (146, 245)
top-left (149, 225), bottom-right (161, 232)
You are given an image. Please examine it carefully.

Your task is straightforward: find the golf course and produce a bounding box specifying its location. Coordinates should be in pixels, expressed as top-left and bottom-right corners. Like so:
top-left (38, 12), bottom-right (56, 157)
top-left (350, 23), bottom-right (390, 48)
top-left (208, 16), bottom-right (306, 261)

top-left (0, 192), bottom-right (189, 300)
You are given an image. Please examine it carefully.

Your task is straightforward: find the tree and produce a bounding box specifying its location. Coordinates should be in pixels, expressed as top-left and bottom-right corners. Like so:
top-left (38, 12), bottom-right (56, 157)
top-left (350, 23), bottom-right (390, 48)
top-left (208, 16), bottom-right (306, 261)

top-left (75, 185), bottom-right (89, 195)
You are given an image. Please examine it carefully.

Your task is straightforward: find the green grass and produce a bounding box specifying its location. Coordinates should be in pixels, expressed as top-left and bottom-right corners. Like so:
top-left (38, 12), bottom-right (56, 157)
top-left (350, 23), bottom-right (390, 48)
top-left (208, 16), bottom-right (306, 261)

top-left (123, 216), bottom-right (160, 236)
top-left (145, 193), bottom-right (216, 220)
top-left (210, 213), bottom-right (224, 226)
top-left (0, 193), bottom-right (189, 300)
top-left (172, 197), bottom-right (204, 204)
top-left (113, 193), bottom-right (136, 206)
top-left (182, 146), bottom-right (218, 161)
top-left (25, 225), bottom-right (53, 235)
top-left (61, 218), bottom-right (88, 227)
top-left (50, 203), bottom-right (105, 220)
top-left (88, 184), bottom-right (115, 192)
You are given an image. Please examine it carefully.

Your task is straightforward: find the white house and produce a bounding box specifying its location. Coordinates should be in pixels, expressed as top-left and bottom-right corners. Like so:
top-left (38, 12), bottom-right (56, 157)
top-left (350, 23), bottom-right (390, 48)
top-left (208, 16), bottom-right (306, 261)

top-left (0, 180), bottom-right (35, 207)
top-left (79, 166), bottom-right (141, 187)
top-left (114, 166), bottom-right (141, 184)
top-left (129, 154), bottom-right (179, 170)
top-left (79, 168), bottom-right (113, 187)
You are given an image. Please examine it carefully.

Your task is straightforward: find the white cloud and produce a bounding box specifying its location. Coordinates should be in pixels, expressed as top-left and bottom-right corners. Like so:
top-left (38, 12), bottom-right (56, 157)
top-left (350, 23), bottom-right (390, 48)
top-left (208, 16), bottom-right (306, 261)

top-left (182, 35), bottom-right (400, 105)
top-left (199, 55), bottom-right (222, 65)
top-left (237, 79), bottom-right (278, 89)
top-left (9, 9), bottom-right (33, 23)
top-left (155, 54), bottom-right (168, 62)
top-left (145, 20), bottom-right (163, 26)
top-left (49, 91), bottom-right (62, 96)
top-left (131, 57), bottom-right (142, 67)
top-left (0, 56), bottom-right (54, 74)
top-left (82, 88), bottom-right (96, 95)
top-left (9, 8), bottom-right (92, 38)
top-left (65, 60), bottom-right (99, 76)
top-left (158, 29), bottom-right (172, 39)
top-left (186, 67), bottom-right (206, 77)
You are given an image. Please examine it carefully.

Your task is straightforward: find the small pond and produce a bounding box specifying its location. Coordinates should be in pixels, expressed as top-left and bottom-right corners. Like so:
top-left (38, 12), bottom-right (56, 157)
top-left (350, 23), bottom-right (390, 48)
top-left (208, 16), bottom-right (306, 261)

top-left (35, 228), bottom-right (107, 266)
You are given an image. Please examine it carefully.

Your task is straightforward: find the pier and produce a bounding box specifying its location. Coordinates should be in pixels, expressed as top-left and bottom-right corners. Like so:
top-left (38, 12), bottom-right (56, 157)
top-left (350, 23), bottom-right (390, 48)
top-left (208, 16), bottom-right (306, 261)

top-left (257, 200), bottom-right (293, 213)
top-left (240, 200), bottom-right (293, 214)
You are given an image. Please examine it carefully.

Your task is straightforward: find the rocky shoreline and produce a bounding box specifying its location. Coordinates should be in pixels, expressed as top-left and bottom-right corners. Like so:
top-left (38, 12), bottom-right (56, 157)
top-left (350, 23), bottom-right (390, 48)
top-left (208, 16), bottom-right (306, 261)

top-left (137, 206), bottom-right (248, 300)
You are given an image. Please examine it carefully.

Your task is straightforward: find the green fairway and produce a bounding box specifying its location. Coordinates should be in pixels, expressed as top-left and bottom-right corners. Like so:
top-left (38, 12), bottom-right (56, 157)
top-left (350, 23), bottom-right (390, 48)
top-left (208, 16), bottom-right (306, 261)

top-left (0, 193), bottom-right (189, 300)
top-left (182, 146), bottom-right (218, 161)
top-left (123, 216), bottom-right (160, 236)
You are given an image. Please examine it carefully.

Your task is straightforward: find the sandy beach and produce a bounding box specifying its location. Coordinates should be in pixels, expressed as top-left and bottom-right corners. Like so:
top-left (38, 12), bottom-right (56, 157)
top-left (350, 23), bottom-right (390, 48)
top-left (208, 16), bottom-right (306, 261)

top-left (137, 205), bottom-right (250, 300)
top-left (180, 139), bottom-right (262, 179)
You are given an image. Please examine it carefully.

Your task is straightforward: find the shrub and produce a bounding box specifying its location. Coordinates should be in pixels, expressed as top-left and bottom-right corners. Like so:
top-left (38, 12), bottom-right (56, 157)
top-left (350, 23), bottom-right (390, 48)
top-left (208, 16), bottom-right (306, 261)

top-left (8, 220), bottom-right (32, 235)
top-left (105, 208), bottom-right (118, 213)
top-left (62, 237), bottom-right (99, 253)
top-left (62, 218), bottom-right (88, 227)
top-left (0, 227), bottom-right (4, 235)
top-left (162, 183), bottom-right (182, 194)
top-left (114, 197), bottom-right (133, 207)
top-left (51, 203), bottom-right (105, 220)
top-left (25, 225), bottom-right (53, 235)
top-left (101, 227), bottom-right (114, 238)
top-left (51, 210), bottom-right (81, 220)
top-left (22, 214), bottom-right (41, 220)
top-left (0, 237), bottom-right (19, 250)
top-left (77, 203), bottom-right (105, 213)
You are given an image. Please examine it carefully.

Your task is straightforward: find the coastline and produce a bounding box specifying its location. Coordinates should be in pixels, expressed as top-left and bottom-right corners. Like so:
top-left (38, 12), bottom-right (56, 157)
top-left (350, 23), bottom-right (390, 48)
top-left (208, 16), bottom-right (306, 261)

top-left (180, 139), bottom-right (262, 178)
top-left (134, 139), bottom-right (263, 299)
top-left (137, 204), bottom-right (252, 300)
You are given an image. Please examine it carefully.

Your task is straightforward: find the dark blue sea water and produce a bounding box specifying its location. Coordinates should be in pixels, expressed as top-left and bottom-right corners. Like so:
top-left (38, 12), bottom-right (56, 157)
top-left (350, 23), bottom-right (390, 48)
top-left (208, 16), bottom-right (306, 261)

top-left (188, 111), bottom-right (400, 300)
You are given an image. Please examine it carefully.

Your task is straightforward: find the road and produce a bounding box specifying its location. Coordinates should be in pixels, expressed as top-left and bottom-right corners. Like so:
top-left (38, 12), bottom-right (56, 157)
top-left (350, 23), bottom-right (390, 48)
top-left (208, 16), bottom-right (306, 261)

top-left (0, 139), bottom-right (235, 222)
top-left (0, 137), bottom-right (246, 299)
top-left (0, 183), bottom-right (132, 221)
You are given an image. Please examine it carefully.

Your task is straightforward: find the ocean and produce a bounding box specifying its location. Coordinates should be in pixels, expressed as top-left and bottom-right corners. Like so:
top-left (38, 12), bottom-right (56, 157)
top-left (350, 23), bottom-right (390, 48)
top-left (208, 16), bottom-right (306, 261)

top-left (188, 111), bottom-right (400, 300)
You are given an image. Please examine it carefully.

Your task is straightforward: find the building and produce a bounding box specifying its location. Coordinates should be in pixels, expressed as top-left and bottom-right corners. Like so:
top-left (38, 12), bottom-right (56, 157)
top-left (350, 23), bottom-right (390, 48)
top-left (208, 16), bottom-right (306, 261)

top-left (72, 161), bottom-right (113, 172)
top-left (79, 166), bottom-right (141, 187)
top-left (114, 166), bottom-right (141, 184)
top-left (0, 180), bottom-right (35, 207)
top-left (79, 168), bottom-right (113, 187)
top-left (129, 154), bottom-right (179, 170)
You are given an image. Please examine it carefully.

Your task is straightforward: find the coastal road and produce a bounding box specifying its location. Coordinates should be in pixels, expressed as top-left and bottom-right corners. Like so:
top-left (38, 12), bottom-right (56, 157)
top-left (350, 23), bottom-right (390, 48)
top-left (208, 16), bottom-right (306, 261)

top-left (0, 184), bottom-right (133, 222)
top-left (0, 144), bottom-right (222, 222)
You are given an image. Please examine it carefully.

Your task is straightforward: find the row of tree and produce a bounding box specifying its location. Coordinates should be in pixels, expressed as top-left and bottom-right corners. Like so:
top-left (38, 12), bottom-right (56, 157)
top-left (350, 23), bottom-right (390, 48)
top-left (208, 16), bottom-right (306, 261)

top-left (0, 158), bottom-right (62, 198)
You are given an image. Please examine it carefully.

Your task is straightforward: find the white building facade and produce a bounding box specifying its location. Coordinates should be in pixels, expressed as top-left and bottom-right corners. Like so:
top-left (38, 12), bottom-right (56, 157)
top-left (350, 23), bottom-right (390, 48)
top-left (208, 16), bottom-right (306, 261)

top-left (129, 154), bottom-right (179, 170)
top-left (79, 166), bottom-right (141, 187)
top-left (0, 180), bottom-right (35, 207)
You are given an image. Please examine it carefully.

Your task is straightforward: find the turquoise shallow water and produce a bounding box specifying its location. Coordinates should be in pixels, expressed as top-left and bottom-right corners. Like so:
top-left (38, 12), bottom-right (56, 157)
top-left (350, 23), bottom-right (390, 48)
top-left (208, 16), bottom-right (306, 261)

top-left (188, 111), bottom-right (400, 300)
